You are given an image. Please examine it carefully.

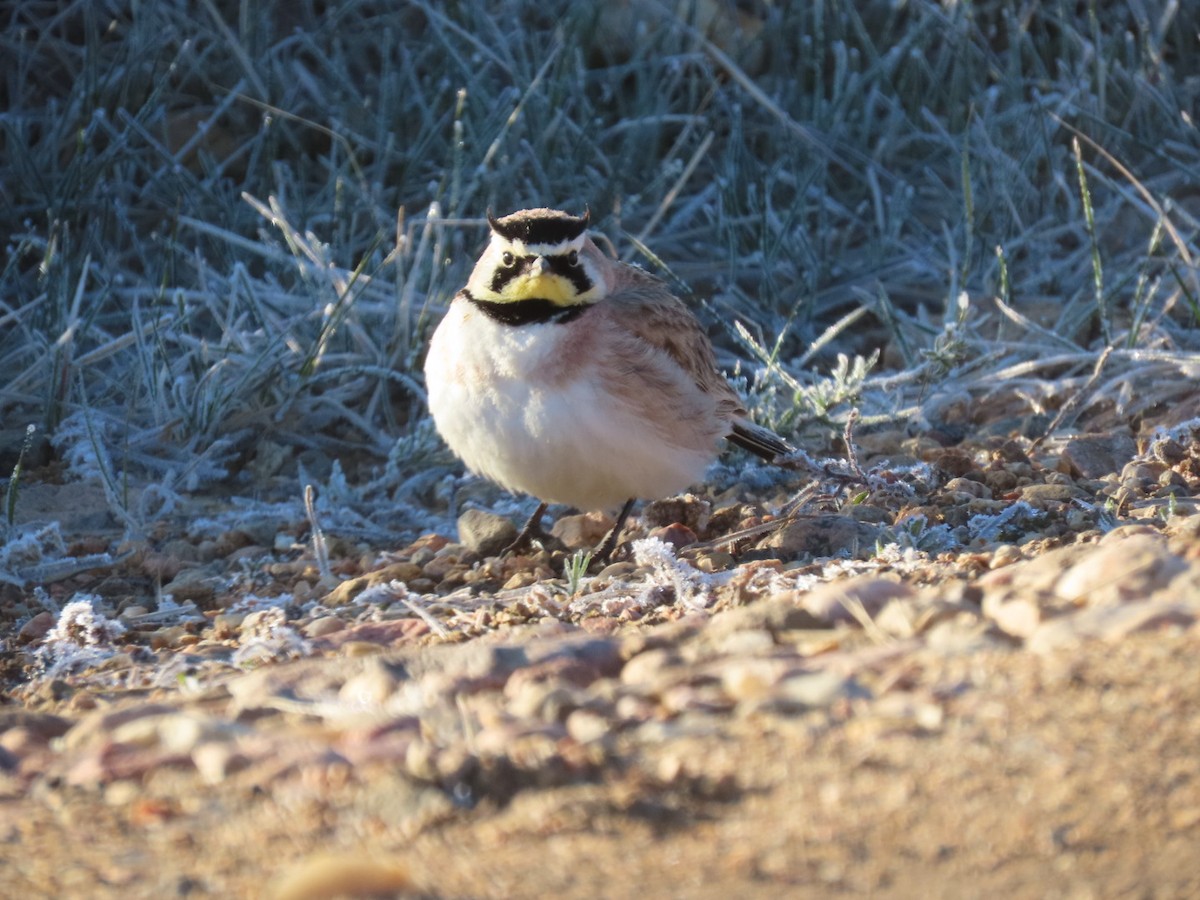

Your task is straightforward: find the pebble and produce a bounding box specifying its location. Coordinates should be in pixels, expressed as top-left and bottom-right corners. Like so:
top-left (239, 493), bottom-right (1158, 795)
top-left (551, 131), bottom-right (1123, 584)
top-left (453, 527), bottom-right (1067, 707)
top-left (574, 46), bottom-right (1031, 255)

top-left (758, 515), bottom-right (883, 559)
top-left (648, 523), bottom-right (698, 549)
top-left (212, 612), bottom-right (246, 639)
top-left (311, 619), bottom-right (428, 651)
top-left (989, 544), bottom-right (1022, 569)
top-left (799, 575), bottom-right (914, 624)
top-left (162, 566), bottom-right (218, 606)
top-left (1055, 532), bottom-right (1186, 605)
top-left (712, 628), bottom-right (776, 656)
top-left (984, 597), bottom-right (1044, 639)
top-left (708, 595), bottom-right (825, 635)
top-left (17, 611), bottom-right (54, 644)
top-left (720, 658), bottom-right (789, 702)
top-left (192, 742), bottom-right (251, 784)
top-left (270, 854), bottom-right (415, 900)
top-left (1018, 483), bottom-right (1082, 504)
top-left (150, 625), bottom-right (190, 650)
top-left (551, 511), bottom-right (614, 550)
top-left (642, 494), bottom-right (711, 532)
top-left (62, 704), bottom-right (180, 752)
top-left (1060, 433), bottom-right (1136, 479)
top-left (773, 671), bottom-right (862, 709)
top-left (302, 616), bottom-right (345, 638)
top-left (565, 709), bottom-right (611, 744)
top-left (943, 477), bottom-right (991, 498)
top-left (692, 550), bottom-right (735, 573)
top-left (457, 508), bottom-right (518, 556)
top-left (323, 561), bottom-right (424, 606)
top-left (1028, 598), bottom-right (1197, 653)
top-left (337, 660), bottom-right (403, 709)
top-left (620, 648), bottom-right (681, 686)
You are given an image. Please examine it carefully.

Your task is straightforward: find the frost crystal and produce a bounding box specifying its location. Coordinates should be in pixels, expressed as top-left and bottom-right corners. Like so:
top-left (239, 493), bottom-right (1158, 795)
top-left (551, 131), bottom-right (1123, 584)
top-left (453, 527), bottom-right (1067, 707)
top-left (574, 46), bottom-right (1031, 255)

top-left (632, 537), bottom-right (722, 610)
top-left (37, 594), bottom-right (127, 676)
top-left (232, 607), bottom-right (310, 668)
top-left (45, 596), bottom-right (127, 646)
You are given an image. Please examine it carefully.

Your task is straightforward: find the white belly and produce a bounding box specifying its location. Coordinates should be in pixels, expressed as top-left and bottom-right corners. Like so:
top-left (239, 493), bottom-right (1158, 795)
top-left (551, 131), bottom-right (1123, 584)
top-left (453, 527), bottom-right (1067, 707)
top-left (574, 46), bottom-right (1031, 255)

top-left (425, 304), bottom-right (715, 511)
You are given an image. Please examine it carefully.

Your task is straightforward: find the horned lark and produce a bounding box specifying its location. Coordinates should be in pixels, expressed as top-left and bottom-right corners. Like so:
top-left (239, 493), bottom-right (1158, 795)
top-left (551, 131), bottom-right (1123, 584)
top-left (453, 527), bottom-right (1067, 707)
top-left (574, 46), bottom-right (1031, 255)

top-left (424, 207), bottom-right (793, 558)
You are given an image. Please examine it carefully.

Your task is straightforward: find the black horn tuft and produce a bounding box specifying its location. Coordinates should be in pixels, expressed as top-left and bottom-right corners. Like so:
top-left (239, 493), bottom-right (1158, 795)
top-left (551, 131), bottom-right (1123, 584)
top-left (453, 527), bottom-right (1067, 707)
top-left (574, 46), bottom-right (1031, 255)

top-left (488, 209), bottom-right (591, 245)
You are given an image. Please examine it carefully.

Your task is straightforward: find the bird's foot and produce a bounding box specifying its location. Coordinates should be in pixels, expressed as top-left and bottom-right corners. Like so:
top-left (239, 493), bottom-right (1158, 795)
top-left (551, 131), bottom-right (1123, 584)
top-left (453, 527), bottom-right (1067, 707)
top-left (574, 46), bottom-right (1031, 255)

top-left (589, 497), bottom-right (637, 566)
top-left (501, 501), bottom-right (550, 556)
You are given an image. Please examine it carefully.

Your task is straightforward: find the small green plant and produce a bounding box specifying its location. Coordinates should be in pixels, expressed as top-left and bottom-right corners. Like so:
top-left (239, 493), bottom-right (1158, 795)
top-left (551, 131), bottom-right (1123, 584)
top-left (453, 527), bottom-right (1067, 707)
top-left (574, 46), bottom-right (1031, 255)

top-left (4, 424), bottom-right (36, 532)
top-left (563, 549), bottom-right (593, 597)
top-left (1158, 493), bottom-right (1179, 523)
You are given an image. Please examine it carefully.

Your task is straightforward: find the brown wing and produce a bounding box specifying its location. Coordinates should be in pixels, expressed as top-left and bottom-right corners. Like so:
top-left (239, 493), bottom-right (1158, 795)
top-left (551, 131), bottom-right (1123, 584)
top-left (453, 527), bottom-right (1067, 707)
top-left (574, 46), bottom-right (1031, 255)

top-left (605, 263), bottom-right (746, 414)
top-left (605, 262), bottom-right (795, 462)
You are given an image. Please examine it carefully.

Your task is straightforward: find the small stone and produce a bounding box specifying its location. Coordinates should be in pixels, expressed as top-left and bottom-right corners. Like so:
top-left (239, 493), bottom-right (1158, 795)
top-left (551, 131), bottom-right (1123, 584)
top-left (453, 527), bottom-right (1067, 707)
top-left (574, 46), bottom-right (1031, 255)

top-left (799, 576), bottom-right (914, 624)
top-left (103, 780), bottom-right (141, 807)
top-left (271, 854), bottom-right (415, 900)
top-left (213, 612), bottom-right (246, 639)
top-left (692, 551), bottom-right (735, 573)
top-left (985, 597), bottom-right (1043, 638)
top-left (565, 709), bottom-right (611, 744)
top-left (775, 671), bottom-right (861, 708)
top-left (149, 625), bottom-right (190, 650)
top-left (550, 511), bottom-right (614, 551)
top-left (192, 741), bottom-right (251, 785)
top-left (620, 648), bottom-right (680, 686)
top-left (17, 611), bottom-right (54, 644)
top-left (338, 661), bottom-right (402, 708)
top-left (457, 508), bottom-right (518, 556)
top-left (709, 595), bottom-right (826, 635)
top-left (989, 545), bottom-right (1022, 569)
top-left (943, 477), bottom-right (991, 498)
top-left (226, 545), bottom-right (271, 564)
top-left (713, 628), bottom-right (775, 656)
top-left (502, 571), bottom-right (540, 590)
top-left (162, 566), bottom-right (218, 607)
top-left (1019, 483), bottom-right (1083, 504)
top-left (1059, 433), bottom-right (1137, 479)
top-left (648, 523), bottom-right (698, 549)
top-left (642, 494), bottom-right (711, 532)
top-left (302, 616), bottom-right (345, 638)
top-left (1028, 598), bottom-right (1196, 653)
top-left (323, 562), bottom-right (424, 606)
top-left (759, 515), bottom-right (883, 559)
top-left (1055, 533), bottom-right (1186, 606)
top-left (594, 561), bottom-right (637, 580)
top-left (721, 659), bottom-right (788, 702)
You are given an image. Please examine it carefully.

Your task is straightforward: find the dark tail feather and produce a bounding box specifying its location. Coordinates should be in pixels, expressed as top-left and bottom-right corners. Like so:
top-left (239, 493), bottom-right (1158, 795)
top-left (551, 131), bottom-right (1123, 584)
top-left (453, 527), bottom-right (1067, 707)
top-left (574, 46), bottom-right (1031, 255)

top-left (728, 419), bottom-right (794, 462)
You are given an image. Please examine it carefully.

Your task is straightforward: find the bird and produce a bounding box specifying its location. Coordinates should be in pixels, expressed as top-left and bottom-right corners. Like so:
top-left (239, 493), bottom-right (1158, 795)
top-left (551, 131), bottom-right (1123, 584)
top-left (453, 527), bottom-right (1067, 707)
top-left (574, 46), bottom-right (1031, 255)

top-left (423, 207), bottom-right (793, 560)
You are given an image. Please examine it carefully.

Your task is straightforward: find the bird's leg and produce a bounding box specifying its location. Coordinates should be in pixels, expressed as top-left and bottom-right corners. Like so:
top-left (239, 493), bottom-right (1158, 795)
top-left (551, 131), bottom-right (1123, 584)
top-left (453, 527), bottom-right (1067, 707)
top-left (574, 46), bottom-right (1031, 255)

top-left (593, 497), bottom-right (637, 564)
top-left (502, 501), bottom-right (549, 556)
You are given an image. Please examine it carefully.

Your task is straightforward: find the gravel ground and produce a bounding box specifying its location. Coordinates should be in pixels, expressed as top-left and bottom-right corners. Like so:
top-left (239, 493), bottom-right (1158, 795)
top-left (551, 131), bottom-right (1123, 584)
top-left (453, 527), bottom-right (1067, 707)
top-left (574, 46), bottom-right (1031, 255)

top-left (2, 424), bottom-right (1199, 898)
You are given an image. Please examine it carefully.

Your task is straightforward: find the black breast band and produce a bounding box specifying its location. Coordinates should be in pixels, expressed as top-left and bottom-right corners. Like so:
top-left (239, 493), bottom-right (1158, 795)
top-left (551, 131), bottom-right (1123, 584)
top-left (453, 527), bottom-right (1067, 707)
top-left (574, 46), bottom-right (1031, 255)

top-left (465, 291), bottom-right (588, 326)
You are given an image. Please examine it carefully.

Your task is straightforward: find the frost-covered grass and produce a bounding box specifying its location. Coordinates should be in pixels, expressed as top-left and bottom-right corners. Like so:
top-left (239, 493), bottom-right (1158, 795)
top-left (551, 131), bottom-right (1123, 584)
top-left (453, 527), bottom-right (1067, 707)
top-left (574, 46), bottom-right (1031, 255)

top-left (1, 1), bottom-right (1198, 542)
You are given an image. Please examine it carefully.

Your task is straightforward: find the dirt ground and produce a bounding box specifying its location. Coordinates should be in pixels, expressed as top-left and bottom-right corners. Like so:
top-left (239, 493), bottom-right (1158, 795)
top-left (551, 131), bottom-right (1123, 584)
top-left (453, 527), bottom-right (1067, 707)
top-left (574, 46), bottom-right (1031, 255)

top-left (4, 630), bottom-right (1199, 899)
top-left (3, 429), bottom-right (1200, 899)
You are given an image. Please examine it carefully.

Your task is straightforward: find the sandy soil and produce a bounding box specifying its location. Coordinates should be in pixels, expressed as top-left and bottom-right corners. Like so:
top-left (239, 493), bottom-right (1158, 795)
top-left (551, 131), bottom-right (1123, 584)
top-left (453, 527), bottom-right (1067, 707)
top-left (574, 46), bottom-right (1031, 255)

top-left (3, 428), bottom-right (1199, 899)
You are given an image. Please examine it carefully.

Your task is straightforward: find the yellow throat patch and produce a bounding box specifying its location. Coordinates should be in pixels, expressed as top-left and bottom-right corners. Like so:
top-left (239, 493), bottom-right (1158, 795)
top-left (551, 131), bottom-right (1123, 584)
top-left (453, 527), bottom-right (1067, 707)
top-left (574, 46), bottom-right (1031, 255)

top-left (502, 273), bottom-right (579, 305)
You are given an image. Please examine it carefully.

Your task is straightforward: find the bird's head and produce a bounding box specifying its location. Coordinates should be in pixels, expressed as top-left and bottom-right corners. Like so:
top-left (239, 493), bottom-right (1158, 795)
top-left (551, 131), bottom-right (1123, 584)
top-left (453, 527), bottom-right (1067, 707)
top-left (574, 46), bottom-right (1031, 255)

top-left (465, 208), bottom-right (607, 308)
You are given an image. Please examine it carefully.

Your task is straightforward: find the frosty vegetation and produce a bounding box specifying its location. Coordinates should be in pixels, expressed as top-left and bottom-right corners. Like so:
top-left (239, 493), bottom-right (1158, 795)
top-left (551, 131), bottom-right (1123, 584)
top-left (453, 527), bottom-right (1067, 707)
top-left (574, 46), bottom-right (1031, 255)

top-left (1, 2), bottom-right (1197, 577)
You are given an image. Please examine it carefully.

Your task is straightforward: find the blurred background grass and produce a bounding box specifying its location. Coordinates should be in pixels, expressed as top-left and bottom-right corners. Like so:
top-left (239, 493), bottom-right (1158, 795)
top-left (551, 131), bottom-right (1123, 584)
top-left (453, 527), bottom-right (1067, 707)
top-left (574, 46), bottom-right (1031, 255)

top-left (1, 0), bottom-right (1198, 516)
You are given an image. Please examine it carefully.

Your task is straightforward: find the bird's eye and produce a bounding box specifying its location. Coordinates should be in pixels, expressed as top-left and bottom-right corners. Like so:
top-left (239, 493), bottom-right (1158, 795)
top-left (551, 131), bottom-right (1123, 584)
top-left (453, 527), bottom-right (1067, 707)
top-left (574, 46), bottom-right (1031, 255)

top-left (567, 250), bottom-right (580, 267)
top-left (501, 251), bottom-right (515, 267)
